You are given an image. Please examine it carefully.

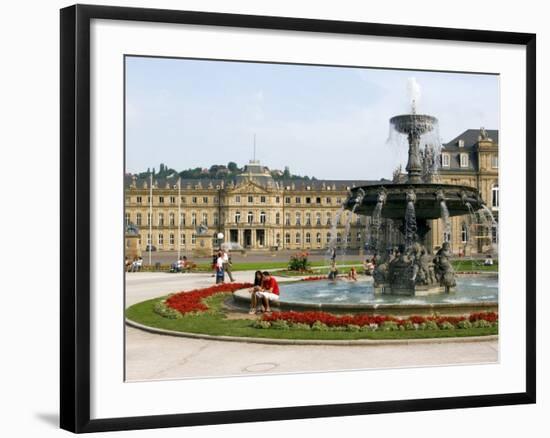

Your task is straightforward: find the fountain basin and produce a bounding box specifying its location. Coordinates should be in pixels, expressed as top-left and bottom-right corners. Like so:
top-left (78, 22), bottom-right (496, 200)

top-left (232, 275), bottom-right (498, 316)
top-left (390, 114), bottom-right (438, 136)
top-left (347, 183), bottom-right (484, 220)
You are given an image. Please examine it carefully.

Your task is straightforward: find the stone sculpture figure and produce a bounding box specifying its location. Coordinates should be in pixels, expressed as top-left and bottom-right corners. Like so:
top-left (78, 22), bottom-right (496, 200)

top-left (433, 241), bottom-right (456, 291)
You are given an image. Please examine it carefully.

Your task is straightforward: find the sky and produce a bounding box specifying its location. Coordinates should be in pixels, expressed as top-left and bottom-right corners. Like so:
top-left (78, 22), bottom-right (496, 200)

top-left (125, 56), bottom-right (499, 180)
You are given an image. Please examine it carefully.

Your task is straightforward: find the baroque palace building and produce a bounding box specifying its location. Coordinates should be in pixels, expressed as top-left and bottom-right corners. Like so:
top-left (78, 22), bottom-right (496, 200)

top-left (125, 127), bottom-right (498, 256)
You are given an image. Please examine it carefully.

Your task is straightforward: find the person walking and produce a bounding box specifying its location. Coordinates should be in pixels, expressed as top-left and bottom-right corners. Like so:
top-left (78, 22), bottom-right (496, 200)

top-left (215, 251), bottom-right (225, 284)
top-left (222, 250), bottom-right (235, 282)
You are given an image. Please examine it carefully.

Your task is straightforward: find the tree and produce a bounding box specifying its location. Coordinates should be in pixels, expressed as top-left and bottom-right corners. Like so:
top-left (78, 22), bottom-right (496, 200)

top-left (227, 161), bottom-right (238, 172)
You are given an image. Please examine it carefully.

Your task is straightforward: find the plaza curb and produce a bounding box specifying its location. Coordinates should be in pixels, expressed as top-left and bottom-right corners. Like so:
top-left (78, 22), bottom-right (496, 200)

top-left (125, 318), bottom-right (498, 346)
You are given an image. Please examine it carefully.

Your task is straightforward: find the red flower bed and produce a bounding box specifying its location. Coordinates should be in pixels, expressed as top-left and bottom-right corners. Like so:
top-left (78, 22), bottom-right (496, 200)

top-left (262, 310), bottom-right (498, 328)
top-left (302, 276), bottom-right (327, 281)
top-left (165, 282), bottom-right (252, 315)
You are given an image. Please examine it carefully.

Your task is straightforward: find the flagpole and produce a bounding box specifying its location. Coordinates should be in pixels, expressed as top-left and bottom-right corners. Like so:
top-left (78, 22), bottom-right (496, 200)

top-left (149, 172), bottom-right (153, 266)
top-left (177, 177), bottom-right (181, 261)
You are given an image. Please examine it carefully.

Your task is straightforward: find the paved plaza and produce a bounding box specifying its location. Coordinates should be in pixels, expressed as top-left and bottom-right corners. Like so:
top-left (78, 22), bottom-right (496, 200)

top-left (125, 271), bottom-right (498, 381)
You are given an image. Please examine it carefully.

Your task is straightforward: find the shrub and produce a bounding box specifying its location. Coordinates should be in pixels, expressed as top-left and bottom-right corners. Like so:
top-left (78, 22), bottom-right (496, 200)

top-left (252, 320), bottom-right (272, 329)
top-left (153, 300), bottom-right (183, 319)
top-left (270, 320), bottom-right (291, 330)
top-left (403, 321), bottom-right (416, 331)
top-left (311, 321), bottom-right (329, 331)
top-left (439, 321), bottom-right (455, 330)
top-left (288, 252), bottom-right (310, 271)
top-left (346, 324), bottom-right (361, 332)
top-left (380, 321), bottom-right (399, 331)
top-left (457, 320), bottom-right (473, 329)
top-left (473, 319), bottom-right (492, 328)
top-left (290, 322), bottom-right (312, 331)
top-left (423, 320), bottom-right (439, 331)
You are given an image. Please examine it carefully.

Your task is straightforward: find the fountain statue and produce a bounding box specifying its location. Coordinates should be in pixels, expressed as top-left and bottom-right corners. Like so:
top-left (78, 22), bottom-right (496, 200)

top-left (344, 98), bottom-right (486, 296)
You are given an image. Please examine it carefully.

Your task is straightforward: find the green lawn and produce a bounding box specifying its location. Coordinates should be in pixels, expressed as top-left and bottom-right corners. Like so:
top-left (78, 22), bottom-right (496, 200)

top-left (451, 259), bottom-right (498, 272)
top-left (192, 260), bottom-right (361, 272)
top-left (126, 294), bottom-right (498, 341)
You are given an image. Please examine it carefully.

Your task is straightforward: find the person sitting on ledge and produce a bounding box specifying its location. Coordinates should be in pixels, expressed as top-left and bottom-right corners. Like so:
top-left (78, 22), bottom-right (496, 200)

top-left (256, 271), bottom-right (279, 314)
top-left (327, 262), bottom-right (339, 281)
top-left (248, 270), bottom-right (264, 314)
top-left (484, 254), bottom-right (494, 266)
top-left (347, 267), bottom-right (358, 281)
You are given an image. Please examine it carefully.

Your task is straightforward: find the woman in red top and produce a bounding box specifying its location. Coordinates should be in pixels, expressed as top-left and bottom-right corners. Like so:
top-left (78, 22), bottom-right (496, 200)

top-left (256, 271), bottom-right (279, 313)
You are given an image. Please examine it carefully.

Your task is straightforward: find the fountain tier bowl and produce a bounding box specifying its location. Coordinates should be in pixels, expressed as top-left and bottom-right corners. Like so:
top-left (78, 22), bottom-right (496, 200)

top-left (390, 114), bottom-right (438, 136)
top-left (347, 183), bottom-right (484, 220)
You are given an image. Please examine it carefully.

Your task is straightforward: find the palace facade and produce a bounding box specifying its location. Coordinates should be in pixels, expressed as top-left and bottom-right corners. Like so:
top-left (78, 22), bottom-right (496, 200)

top-left (124, 128), bottom-right (498, 256)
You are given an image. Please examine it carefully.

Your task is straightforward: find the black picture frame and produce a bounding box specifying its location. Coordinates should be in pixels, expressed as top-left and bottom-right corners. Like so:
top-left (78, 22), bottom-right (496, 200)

top-left (60, 4), bottom-right (536, 433)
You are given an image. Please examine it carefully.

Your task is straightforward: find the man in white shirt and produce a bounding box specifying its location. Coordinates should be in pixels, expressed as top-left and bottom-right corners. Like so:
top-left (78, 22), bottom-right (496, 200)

top-left (222, 250), bottom-right (235, 282)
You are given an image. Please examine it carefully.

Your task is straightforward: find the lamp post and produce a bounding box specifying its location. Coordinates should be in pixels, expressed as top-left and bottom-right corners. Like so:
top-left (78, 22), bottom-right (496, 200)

top-left (217, 232), bottom-right (224, 251)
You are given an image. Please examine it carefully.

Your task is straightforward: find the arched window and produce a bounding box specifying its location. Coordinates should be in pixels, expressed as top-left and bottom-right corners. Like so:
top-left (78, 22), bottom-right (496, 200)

top-left (461, 223), bottom-right (469, 243)
top-left (326, 232), bottom-right (331, 243)
top-left (191, 212), bottom-right (197, 225)
top-left (316, 212), bottom-right (321, 225)
top-left (158, 233), bottom-right (164, 246)
top-left (169, 212), bottom-right (175, 226)
top-left (316, 233), bottom-right (322, 244)
top-left (305, 232), bottom-right (311, 244)
top-left (202, 212), bottom-right (208, 226)
top-left (213, 212), bottom-right (219, 225)
top-left (260, 211), bottom-right (266, 224)
top-left (247, 211), bottom-right (254, 224)
top-left (158, 213), bottom-right (164, 226)
top-left (169, 233), bottom-right (174, 245)
top-left (285, 233), bottom-right (291, 244)
top-left (305, 212), bottom-right (311, 225)
top-left (285, 213), bottom-right (291, 225)
top-left (295, 232), bottom-right (301, 244)
top-left (180, 212), bottom-right (185, 225)
top-left (276, 233), bottom-right (281, 246)
top-left (326, 213), bottom-right (332, 226)
top-left (295, 212), bottom-right (301, 225)
top-left (275, 212), bottom-right (281, 225)
top-left (136, 213), bottom-right (142, 226)
top-left (235, 211), bottom-right (241, 223)
top-left (125, 213), bottom-right (130, 226)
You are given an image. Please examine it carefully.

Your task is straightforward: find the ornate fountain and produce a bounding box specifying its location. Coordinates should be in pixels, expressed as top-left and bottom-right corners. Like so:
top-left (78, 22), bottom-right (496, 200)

top-left (345, 105), bottom-right (485, 296)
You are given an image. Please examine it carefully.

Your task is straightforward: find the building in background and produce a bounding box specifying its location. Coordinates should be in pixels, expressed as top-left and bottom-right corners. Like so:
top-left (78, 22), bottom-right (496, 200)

top-left (124, 128), bottom-right (498, 257)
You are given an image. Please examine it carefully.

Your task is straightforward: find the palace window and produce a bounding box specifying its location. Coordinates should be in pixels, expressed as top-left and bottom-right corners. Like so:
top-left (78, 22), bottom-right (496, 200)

top-left (260, 211), bottom-right (266, 224)
top-left (458, 139), bottom-right (465, 147)
top-left (336, 233), bottom-right (342, 243)
top-left (260, 196), bottom-right (266, 203)
top-left (169, 213), bottom-right (175, 226)
top-left (235, 211), bottom-right (241, 223)
top-left (213, 196), bottom-right (219, 203)
top-left (356, 231), bottom-right (362, 241)
top-left (492, 155), bottom-right (498, 169)
top-left (125, 213), bottom-right (130, 226)
top-left (442, 153), bottom-right (450, 168)
top-left (296, 213), bottom-right (301, 225)
top-left (180, 233), bottom-right (186, 246)
top-left (136, 213), bottom-right (142, 226)
top-left (180, 213), bottom-right (185, 226)
top-left (443, 231), bottom-right (451, 243)
top-left (275, 212), bottom-right (281, 225)
top-left (202, 213), bottom-right (208, 226)
top-left (326, 197), bottom-right (332, 204)
top-left (276, 233), bottom-right (281, 246)
top-left (170, 196), bottom-right (176, 204)
top-left (326, 232), bottom-right (331, 243)
top-left (316, 197), bottom-right (321, 204)
top-left (316, 233), bottom-right (322, 244)
top-left (306, 197), bottom-right (311, 204)
top-left (158, 213), bottom-right (164, 226)
top-left (305, 232), bottom-right (311, 244)
top-left (461, 223), bottom-right (469, 243)
top-left (492, 185), bottom-right (499, 210)
top-left (191, 213), bottom-right (197, 225)
top-left (192, 196), bottom-right (197, 204)
top-left (305, 212), bottom-right (311, 225)
top-left (159, 196), bottom-right (164, 204)
top-left (295, 197), bottom-right (301, 204)
top-left (203, 196), bottom-right (208, 204)
top-left (316, 213), bottom-right (321, 225)
top-left (326, 213), bottom-right (332, 226)
top-left (169, 233), bottom-right (175, 245)
top-left (285, 213), bottom-right (291, 226)
top-left (158, 233), bottom-right (164, 246)
top-left (460, 153), bottom-right (469, 168)
top-left (247, 211), bottom-right (254, 224)
top-left (285, 233), bottom-right (291, 244)
top-left (296, 233), bottom-right (301, 244)
top-left (136, 196), bottom-right (142, 204)
top-left (191, 234), bottom-right (196, 245)
top-left (181, 196), bottom-right (186, 204)
top-left (147, 233), bottom-right (151, 245)
top-left (275, 196), bottom-right (280, 203)
top-left (147, 213), bottom-right (151, 226)
top-left (285, 197), bottom-right (291, 204)
top-left (213, 212), bottom-right (219, 225)
top-left (248, 195), bottom-right (254, 203)
top-left (235, 195), bottom-right (241, 203)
